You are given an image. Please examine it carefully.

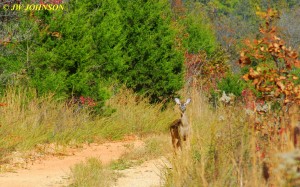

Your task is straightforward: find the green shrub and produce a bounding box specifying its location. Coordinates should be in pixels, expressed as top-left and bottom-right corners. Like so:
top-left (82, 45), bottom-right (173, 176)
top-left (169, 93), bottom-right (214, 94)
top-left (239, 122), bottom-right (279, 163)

top-left (182, 2), bottom-right (218, 56)
top-left (217, 73), bottom-right (246, 96)
top-left (1, 0), bottom-right (184, 104)
top-left (118, 0), bottom-right (184, 102)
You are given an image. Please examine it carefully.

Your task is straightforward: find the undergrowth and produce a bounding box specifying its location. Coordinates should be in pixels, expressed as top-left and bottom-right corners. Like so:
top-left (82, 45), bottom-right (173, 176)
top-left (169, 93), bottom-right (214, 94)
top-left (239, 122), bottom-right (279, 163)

top-left (165, 89), bottom-right (299, 186)
top-left (69, 158), bottom-right (117, 187)
top-left (0, 87), bottom-right (175, 160)
top-left (2, 86), bottom-right (297, 186)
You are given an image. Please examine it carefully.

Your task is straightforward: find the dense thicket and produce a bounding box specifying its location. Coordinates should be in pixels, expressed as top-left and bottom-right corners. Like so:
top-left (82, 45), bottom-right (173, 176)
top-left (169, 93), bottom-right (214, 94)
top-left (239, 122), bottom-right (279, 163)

top-left (0, 0), bottom-right (185, 104)
top-left (118, 0), bottom-right (184, 102)
top-left (1, 0), bottom-right (299, 106)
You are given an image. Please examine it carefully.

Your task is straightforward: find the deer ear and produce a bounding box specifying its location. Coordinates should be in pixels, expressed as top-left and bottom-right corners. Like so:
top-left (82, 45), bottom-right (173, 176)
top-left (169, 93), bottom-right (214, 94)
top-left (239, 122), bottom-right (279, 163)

top-left (174, 98), bottom-right (181, 105)
top-left (185, 98), bottom-right (191, 105)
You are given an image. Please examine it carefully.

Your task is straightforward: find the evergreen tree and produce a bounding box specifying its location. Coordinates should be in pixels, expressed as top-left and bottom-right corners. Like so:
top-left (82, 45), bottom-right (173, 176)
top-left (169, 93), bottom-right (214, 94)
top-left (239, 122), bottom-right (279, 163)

top-left (1, 0), bottom-right (184, 103)
top-left (30, 0), bottom-right (124, 101)
top-left (119, 0), bottom-right (184, 102)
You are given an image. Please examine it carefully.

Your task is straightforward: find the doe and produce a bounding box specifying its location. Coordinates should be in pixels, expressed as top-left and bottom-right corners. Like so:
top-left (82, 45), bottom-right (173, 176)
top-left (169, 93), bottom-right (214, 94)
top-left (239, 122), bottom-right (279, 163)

top-left (170, 98), bottom-right (191, 152)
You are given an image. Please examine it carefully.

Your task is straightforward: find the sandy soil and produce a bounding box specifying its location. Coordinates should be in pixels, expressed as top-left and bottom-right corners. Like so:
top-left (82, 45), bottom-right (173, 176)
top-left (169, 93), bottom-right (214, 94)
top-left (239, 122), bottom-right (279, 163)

top-left (113, 157), bottom-right (171, 187)
top-left (0, 140), bottom-right (144, 187)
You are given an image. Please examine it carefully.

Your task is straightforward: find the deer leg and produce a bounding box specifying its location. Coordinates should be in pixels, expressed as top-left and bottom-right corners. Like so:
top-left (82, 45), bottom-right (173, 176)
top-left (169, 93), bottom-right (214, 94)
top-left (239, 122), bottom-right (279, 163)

top-left (170, 119), bottom-right (183, 154)
top-left (170, 127), bottom-right (177, 150)
top-left (293, 126), bottom-right (300, 148)
top-left (176, 138), bottom-right (182, 150)
top-left (171, 135), bottom-right (176, 149)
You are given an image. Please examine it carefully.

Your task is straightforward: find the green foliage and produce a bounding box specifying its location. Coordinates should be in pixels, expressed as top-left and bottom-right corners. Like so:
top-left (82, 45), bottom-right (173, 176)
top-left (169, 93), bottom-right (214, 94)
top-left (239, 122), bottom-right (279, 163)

top-left (183, 2), bottom-right (218, 56)
top-left (1, 0), bottom-right (183, 104)
top-left (217, 73), bottom-right (246, 96)
top-left (290, 67), bottom-right (300, 85)
top-left (0, 12), bottom-right (39, 92)
top-left (27, 0), bottom-right (124, 102)
top-left (118, 0), bottom-right (184, 102)
top-left (208, 0), bottom-right (240, 15)
top-left (30, 69), bottom-right (68, 99)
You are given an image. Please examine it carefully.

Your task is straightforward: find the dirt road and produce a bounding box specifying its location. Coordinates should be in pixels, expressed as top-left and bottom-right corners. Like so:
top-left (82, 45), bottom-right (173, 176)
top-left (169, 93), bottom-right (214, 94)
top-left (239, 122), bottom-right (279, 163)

top-left (0, 141), bottom-right (144, 187)
top-left (113, 157), bottom-right (170, 187)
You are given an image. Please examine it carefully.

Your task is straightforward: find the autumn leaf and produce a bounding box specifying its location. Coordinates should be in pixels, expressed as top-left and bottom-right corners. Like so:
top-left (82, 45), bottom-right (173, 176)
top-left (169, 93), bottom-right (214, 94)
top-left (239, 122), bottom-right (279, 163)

top-left (284, 90), bottom-right (291, 96)
top-left (243, 74), bottom-right (250, 81)
top-left (276, 81), bottom-right (285, 90)
top-left (273, 43), bottom-right (279, 49)
top-left (284, 98), bottom-right (291, 104)
top-left (293, 76), bottom-right (299, 80)
top-left (294, 60), bottom-right (300, 68)
top-left (279, 76), bottom-right (286, 80)
top-left (253, 78), bottom-right (259, 85)
top-left (288, 51), bottom-right (298, 59)
top-left (249, 68), bottom-right (260, 78)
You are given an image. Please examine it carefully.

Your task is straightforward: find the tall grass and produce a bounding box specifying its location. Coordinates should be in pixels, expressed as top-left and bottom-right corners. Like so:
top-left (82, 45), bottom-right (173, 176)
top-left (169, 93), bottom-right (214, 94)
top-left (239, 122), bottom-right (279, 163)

top-left (0, 87), bottom-right (176, 159)
top-left (99, 89), bottom-right (175, 139)
top-left (69, 158), bottom-right (116, 187)
top-left (165, 90), bottom-right (265, 186)
top-left (165, 89), bottom-right (300, 186)
top-left (2, 86), bottom-right (298, 186)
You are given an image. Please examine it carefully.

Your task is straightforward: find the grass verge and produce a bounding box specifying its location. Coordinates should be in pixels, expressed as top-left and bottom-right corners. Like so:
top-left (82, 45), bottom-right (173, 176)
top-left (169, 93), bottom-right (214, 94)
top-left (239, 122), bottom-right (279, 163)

top-left (109, 134), bottom-right (172, 170)
top-left (69, 158), bottom-right (118, 187)
top-left (0, 87), bottom-right (176, 169)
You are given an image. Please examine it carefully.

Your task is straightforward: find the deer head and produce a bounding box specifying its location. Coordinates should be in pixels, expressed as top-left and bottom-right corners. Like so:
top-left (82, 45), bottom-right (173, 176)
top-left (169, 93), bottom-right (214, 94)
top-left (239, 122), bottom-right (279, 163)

top-left (175, 98), bottom-right (191, 114)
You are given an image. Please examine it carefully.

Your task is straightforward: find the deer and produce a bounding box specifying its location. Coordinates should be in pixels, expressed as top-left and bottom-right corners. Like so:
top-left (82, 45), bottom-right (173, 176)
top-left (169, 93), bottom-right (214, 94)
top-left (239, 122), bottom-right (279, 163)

top-left (170, 98), bottom-right (191, 152)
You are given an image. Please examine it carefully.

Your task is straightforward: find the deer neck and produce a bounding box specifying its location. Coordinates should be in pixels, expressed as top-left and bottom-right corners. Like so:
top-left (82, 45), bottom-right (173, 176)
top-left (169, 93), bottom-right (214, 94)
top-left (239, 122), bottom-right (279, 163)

top-left (181, 112), bottom-right (189, 127)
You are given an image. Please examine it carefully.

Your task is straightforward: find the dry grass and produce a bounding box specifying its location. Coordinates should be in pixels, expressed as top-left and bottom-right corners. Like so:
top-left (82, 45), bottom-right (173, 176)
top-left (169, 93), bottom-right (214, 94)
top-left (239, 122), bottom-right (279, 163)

top-left (2, 86), bottom-right (299, 186)
top-left (109, 134), bottom-right (172, 170)
top-left (0, 87), bottom-right (176, 162)
top-left (98, 89), bottom-right (175, 139)
top-left (69, 157), bottom-right (118, 187)
top-left (165, 89), bottom-right (300, 187)
top-left (165, 90), bottom-right (264, 186)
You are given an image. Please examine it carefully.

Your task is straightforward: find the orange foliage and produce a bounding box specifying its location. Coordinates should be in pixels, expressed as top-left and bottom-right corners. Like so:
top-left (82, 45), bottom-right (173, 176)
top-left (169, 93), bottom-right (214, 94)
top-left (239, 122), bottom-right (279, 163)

top-left (0, 103), bottom-right (7, 107)
top-left (238, 9), bottom-right (300, 105)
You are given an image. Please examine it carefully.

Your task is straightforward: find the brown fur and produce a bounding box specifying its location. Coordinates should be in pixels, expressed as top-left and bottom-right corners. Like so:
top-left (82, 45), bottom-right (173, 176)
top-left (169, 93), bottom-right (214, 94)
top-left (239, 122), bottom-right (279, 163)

top-left (288, 104), bottom-right (300, 148)
top-left (294, 126), bottom-right (300, 148)
top-left (170, 119), bottom-right (183, 150)
top-left (262, 161), bottom-right (270, 182)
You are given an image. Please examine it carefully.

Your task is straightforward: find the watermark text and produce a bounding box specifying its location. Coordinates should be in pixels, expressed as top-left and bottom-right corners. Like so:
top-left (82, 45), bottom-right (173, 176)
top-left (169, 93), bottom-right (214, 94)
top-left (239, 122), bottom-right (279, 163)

top-left (2, 3), bottom-right (64, 11)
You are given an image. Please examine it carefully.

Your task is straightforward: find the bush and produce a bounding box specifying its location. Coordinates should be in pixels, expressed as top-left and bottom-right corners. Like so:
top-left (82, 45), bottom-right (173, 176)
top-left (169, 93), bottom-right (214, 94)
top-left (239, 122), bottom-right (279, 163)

top-left (182, 2), bottom-right (218, 56)
top-left (118, 0), bottom-right (184, 102)
top-left (1, 0), bottom-right (184, 104)
top-left (217, 73), bottom-right (246, 96)
top-left (27, 0), bottom-right (124, 103)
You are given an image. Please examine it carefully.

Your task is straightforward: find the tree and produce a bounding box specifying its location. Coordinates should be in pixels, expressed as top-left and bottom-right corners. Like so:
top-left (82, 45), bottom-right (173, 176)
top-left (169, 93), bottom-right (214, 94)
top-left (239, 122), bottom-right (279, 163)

top-left (28, 0), bottom-right (124, 101)
top-left (118, 0), bottom-right (184, 102)
top-left (239, 9), bottom-right (300, 105)
top-left (1, 0), bottom-right (184, 104)
top-left (0, 10), bottom-right (39, 94)
top-left (182, 2), bottom-right (218, 56)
